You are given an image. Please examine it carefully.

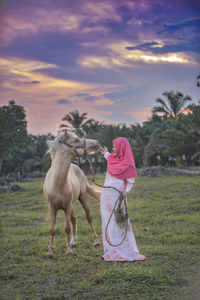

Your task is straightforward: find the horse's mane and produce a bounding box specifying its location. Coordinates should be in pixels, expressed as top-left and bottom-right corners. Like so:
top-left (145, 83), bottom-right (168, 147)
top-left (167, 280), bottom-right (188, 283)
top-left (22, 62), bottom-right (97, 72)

top-left (46, 134), bottom-right (64, 159)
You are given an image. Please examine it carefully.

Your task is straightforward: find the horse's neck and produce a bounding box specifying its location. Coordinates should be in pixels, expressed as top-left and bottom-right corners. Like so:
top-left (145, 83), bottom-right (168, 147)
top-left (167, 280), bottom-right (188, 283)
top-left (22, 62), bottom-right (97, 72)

top-left (51, 151), bottom-right (73, 185)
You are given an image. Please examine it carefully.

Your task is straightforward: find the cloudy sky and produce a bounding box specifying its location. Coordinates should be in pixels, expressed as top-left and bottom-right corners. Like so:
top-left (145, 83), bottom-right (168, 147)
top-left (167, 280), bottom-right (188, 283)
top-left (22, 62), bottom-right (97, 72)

top-left (0, 0), bottom-right (200, 134)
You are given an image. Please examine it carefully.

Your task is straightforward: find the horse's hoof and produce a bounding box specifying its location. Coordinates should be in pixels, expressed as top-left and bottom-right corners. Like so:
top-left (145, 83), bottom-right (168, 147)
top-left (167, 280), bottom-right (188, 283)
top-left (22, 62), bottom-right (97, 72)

top-left (94, 241), bottom-right (100, 247)
top-left (45, 254), bottom-right (53, 259)
top-left (66, 251), bottom-right (75, 257)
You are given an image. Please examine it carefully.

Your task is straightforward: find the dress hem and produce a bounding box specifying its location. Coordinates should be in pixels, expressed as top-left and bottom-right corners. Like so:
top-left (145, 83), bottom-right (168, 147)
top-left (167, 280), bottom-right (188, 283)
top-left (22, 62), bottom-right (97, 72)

top-left (102, 254), bottom-right (146, 262)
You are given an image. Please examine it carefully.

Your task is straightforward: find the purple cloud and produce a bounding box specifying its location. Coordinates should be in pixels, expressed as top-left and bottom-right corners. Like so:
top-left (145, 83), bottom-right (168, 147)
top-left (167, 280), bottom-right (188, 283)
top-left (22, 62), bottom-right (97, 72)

top-left (24, 80), bottom-right (40, 84)
top-left (75, 93), bottom-right (90, 97)
top-left (159, 18), bottom-right (200, 34)
top-left (57, 99), bottom-right (70, 104)
top-left (126, 42), bottom-right (160, 51)
top-left (126, 39), bottom-right (200, 54)
top-left (75, 93), bottom-right (99, 102)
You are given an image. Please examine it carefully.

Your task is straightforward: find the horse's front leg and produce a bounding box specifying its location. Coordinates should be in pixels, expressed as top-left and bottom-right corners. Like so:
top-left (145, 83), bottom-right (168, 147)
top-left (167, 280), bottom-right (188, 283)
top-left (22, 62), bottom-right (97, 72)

top-left (70, 208), bottom-right (77, 247)
top-left (65, 204), bottom-right (74, 256)
top-left (46, 203), bottom-right (57, 259)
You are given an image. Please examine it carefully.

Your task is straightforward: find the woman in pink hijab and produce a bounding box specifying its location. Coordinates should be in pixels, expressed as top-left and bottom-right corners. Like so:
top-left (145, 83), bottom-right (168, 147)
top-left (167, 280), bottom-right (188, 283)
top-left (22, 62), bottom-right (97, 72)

top-left (100, 137), bottom-right (145, 261)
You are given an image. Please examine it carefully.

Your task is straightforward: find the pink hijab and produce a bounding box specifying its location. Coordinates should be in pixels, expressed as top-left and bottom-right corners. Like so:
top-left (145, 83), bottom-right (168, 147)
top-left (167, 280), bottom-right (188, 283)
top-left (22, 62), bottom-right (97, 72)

top-left (107, 137), bottom-right (137, 180)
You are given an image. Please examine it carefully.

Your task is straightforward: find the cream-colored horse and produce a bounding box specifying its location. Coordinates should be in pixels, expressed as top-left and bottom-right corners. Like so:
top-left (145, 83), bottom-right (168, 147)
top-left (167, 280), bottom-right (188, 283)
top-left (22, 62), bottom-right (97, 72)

top-left (43, 130), bottom-right (101, 258)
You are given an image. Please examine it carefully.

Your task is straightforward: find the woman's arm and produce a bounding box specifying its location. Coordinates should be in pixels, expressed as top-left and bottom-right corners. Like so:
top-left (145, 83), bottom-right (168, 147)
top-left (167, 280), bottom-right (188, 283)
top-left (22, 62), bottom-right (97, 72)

top-left (125, 178), bottom-right (135, 194)
top-left (104, 151), bottom-right (110, 160)
top-left (99, 147), bottom-right (110, 160)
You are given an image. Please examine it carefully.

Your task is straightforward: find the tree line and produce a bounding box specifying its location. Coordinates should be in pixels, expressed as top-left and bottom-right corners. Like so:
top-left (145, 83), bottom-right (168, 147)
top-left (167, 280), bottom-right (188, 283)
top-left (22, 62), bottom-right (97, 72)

top-left (0, 84), bottom-right (200, 178)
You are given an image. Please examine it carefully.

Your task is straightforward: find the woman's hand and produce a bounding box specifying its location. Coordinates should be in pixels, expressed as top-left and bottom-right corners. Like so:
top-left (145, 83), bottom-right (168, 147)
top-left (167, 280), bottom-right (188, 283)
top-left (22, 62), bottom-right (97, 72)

top-left (122, 191), bottom-right (127, 198)
top-left (99, 146), bottom-right (108, 155)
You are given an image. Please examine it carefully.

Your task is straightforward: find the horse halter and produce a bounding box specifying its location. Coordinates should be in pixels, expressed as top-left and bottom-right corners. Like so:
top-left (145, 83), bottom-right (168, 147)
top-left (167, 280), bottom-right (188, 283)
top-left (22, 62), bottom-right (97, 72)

top-left (59, 138), bottom-right (87, 156)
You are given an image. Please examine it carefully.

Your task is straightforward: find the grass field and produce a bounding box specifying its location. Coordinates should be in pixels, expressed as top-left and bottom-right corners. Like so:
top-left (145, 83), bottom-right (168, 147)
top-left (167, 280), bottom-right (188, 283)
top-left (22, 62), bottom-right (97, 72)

top-left (0, 175), bottom-right (200, 300)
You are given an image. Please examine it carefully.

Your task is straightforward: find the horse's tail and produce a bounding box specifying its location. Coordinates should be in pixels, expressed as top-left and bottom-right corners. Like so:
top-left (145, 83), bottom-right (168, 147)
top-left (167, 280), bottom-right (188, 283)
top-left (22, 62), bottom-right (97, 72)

top-left (86, 182), bottom-right (102, 201)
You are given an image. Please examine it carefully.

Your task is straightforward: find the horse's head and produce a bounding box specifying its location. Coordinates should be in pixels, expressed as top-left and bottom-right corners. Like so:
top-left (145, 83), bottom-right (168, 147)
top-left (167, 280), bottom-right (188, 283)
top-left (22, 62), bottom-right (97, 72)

top-left (57, 130), bottom-right (100, 157)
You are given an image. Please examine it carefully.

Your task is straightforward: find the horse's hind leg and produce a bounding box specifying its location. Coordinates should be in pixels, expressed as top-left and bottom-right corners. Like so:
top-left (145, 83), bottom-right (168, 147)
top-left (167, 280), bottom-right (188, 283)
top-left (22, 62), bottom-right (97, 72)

top-left (70, 208), bottom-right (77, 247)
top-left (79, 195), bottom-right (100, 246)
top-left (46, 203), bottom-right (57, 259)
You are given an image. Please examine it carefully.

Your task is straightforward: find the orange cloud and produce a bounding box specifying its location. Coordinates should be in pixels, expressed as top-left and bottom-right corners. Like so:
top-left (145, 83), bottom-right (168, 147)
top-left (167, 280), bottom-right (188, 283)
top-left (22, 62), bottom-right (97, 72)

top-left (80, 40), bottom-right (197, 69)
top-left (128, 107), bottom-right (152, 123)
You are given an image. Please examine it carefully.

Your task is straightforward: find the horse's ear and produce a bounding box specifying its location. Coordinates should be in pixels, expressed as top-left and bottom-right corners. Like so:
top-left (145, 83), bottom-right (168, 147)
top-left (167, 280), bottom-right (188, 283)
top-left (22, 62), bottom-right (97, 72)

top-left (60, 129), bottom-right (68, 142)
top-left (64, 129), bottom-right (68, 138)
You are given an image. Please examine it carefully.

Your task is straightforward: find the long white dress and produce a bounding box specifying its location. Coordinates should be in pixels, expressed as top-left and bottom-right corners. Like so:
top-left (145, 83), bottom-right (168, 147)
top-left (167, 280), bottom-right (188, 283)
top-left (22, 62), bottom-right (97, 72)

top-left (100, 152), bottom-right (145, 261)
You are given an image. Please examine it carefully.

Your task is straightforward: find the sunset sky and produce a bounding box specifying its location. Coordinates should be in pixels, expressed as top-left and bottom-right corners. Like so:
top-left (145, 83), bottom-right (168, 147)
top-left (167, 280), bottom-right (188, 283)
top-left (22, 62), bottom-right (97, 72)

top-left (0, 0), bottom-right (200, 134)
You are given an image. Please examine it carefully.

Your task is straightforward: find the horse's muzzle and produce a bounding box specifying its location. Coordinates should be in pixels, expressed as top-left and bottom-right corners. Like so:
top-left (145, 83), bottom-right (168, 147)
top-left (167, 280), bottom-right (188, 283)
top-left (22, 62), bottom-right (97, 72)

top-left (87, 140), bottom-right (101, 152)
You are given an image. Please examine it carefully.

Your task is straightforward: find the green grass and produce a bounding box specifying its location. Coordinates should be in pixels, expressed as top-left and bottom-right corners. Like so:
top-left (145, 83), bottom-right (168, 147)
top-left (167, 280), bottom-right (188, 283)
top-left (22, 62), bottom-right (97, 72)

top-left (0, 175), bottom-right (200, 299)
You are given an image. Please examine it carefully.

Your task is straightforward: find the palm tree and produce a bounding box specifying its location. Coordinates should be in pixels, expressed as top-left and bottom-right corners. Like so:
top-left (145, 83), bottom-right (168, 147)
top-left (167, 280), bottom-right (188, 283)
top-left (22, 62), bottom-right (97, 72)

top-left (152, 91), bottom-right (192, 118)
top-left (197, 74), bottom-right (200, 87)
top-left (186, 102), bottom-right (200, 164)
top-left (130, 124), bottom-right (150, 167)
top-left (60, 110), bottom-right (94, 137)
top-left (142, 119), bottom-right (171, 166)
